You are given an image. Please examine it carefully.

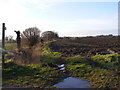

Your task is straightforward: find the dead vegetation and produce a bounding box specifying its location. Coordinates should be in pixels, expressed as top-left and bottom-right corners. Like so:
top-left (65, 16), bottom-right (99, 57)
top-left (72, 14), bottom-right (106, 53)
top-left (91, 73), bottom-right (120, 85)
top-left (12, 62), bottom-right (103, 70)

top-left (13, 43), bottom-right (42, 65)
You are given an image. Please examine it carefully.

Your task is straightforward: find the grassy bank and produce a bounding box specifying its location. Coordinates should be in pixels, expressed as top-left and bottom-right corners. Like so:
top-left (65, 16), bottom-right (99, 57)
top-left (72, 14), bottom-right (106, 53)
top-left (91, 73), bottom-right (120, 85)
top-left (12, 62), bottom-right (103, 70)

top-left (2, 42), bottom-right (67, 88)
top-left (2, 41), bottom-right (120, 89)
top-left (41, 42), bottom-right (120, 88)
top-left (91, 54), bottom-right (120, 71)
top-left (3, 62), bottom-right (67, 88)
top-left (40, 42), bottom-right (63, 65)
top-left (65, 55), bottom-right (120, 88)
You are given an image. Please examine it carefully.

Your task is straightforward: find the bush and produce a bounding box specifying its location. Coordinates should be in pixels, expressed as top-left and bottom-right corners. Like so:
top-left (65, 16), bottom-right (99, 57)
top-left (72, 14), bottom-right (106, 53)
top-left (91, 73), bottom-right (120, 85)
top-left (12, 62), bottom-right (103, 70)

top-left (21, 27), bottom-right (41, 47)
top-left (41, 31), bottom-right (59, 41)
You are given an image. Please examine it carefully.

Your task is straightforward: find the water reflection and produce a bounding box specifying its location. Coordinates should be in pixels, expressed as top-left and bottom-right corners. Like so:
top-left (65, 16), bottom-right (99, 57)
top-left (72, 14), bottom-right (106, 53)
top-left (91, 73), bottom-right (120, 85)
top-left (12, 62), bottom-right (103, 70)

top-left (59, 67), bottom-right (65, 70)
top-left (54, 77), bottom-right (90, 88)
top-left (58, 64), bottom-right (65, 70)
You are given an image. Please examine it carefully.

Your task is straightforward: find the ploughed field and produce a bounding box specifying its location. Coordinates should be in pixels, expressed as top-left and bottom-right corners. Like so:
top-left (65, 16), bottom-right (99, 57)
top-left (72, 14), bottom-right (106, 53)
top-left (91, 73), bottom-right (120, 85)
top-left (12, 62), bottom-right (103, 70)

top-left (49, 36), bottom-right (120, 57)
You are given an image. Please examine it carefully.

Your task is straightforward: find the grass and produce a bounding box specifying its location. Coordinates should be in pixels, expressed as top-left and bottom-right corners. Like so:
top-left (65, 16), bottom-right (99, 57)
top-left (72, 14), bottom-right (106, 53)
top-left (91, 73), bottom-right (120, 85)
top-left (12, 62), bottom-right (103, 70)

top-left (65, 54), bottom-right (120, 88)
top-left (3, 62), bottom-right (67, 88)
top-left (65, 56), bottom-right (87, 64)
top-left (2, 41), bottom-right (120, 89)
top-left (0, 42), bottom-right (17, 62)
top-left (5, 42), bottom-right (17, 51)
top-left (2, 42), bottom-right (67, 88)
top-left (40, 42), bottom-right (62, 65)
top-left (66, 63), bottom-right (120, 88)
top-left (91, 54), bottom-right (120, 71)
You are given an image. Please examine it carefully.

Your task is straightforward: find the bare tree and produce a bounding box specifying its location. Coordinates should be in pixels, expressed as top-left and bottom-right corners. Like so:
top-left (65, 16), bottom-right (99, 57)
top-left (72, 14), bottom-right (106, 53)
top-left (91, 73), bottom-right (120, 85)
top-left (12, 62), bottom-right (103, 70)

top-left (21, 27), bottom-right (41, 47)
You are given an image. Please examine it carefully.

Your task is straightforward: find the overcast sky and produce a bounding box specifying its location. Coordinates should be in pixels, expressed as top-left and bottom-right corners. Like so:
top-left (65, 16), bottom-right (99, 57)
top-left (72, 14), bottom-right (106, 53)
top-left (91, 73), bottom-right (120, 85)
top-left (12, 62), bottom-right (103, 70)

top-left (0, 0), bottom-right (119, 39)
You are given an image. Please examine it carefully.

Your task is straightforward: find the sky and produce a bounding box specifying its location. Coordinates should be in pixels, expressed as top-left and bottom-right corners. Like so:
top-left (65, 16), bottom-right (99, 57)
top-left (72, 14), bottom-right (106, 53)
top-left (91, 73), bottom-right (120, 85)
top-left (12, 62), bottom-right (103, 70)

top-left (0, 0), bottom-right (119, 39)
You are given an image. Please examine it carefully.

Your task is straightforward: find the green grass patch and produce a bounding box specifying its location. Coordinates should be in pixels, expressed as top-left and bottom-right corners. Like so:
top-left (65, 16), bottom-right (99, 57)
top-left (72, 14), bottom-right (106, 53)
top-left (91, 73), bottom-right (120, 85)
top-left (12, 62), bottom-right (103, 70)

top-left (91, 54), bottom-right (120, 71)
top-left (65, 56), bottom-right (87, 64)
top-left (5, 42), bottom-right (17, 51)
top-left (40, 42), bottom-right (62, 65)
top-left (66, 62), bottom-right (120, 88)
top-left (65, 55), bottom-right (120, 88)
top-left (3, 41), bottom-right (120, 89)
top-left (3, 62), bottom-right (66, 88)
top-left (3, 42), bottom-right (66, 88)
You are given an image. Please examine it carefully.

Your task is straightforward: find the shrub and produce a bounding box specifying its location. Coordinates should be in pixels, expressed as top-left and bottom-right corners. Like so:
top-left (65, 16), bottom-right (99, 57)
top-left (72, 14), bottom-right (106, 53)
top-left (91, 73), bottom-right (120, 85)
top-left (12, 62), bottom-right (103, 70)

top-left (21, 27), bottom-right (41, 47)
top-left (41, 31), bottom-right (59, 41)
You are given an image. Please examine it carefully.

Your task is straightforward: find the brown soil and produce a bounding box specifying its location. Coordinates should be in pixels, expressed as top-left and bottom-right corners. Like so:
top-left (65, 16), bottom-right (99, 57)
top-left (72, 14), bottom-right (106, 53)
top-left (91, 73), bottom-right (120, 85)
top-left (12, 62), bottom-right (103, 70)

top-left (49, 36), bottom-right (120, 57)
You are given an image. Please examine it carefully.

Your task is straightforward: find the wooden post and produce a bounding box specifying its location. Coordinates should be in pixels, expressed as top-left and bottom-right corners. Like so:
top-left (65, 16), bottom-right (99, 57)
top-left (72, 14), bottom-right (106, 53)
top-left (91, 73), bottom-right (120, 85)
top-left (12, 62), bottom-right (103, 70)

top-left (2, 23), bottom-right (5, 65)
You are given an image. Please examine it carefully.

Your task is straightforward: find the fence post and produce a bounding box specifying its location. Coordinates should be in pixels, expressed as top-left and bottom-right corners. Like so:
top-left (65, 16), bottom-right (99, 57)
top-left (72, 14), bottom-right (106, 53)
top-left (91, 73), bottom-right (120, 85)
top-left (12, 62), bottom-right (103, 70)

top-left (2, 23), bottom-right (6, 65)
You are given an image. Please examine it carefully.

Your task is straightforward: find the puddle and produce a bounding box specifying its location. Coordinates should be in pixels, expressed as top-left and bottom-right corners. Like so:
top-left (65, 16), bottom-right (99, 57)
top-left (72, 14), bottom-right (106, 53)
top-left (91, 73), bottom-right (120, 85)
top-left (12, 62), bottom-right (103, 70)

top-left (54, 77), bottom-right (91, 88)
top-left (58, 64), bottom-right (65, 70)
top-left (58, 64), bottom-right (65, 68)
top-left (59, 67), bottom-right (65, 70)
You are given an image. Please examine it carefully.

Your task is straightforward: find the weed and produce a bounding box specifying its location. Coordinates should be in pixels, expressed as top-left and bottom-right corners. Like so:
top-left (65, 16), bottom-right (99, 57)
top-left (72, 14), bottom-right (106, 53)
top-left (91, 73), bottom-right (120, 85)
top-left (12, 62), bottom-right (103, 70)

top-left (40, 42), bottom-right (62, 65)
top-left (91, 54), bottom-right (120, 71)
top-left (65, 56), bottom-right (87, 64)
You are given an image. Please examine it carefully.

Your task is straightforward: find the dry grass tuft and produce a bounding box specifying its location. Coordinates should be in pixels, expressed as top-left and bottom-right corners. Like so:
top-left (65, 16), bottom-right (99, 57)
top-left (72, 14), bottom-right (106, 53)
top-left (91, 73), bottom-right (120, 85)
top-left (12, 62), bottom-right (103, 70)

top-left (13, 43), bottom-right (42, 65)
